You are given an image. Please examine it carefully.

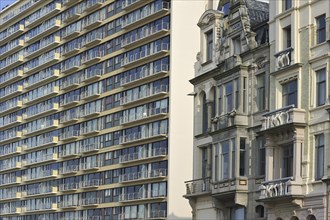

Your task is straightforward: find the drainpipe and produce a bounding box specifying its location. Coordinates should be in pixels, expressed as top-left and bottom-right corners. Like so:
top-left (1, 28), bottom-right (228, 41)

top-left (323, 107), bottom-right (330, 220)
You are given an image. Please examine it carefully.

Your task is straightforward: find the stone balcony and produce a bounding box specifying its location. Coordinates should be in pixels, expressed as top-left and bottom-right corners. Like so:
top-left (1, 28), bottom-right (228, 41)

top-left (258, 177), bottom-right (303, 206)
top-left (211, 111), bottom-right (248, 132)
top-left (261, 105), bottom-right (306, 133)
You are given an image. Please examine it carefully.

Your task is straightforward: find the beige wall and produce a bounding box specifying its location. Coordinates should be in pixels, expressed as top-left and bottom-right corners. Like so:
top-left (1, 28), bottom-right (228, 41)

top-left (168, 0), bottom-right (206, 219)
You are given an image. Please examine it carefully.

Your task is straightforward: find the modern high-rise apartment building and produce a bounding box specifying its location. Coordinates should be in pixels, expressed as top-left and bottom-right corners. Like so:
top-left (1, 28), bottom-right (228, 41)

top-left (186, 0), bottom-right (330, 220)
top-left (0, 0), bottom-right (204, 219)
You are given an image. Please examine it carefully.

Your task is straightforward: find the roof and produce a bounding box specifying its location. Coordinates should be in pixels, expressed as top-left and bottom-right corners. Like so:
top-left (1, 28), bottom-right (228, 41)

top-left (245, 0), bottom-right (269, 27)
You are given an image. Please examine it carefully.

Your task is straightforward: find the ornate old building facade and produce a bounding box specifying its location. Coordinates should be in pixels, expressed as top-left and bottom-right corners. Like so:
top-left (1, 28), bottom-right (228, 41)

top-left (185, 0), bottom-right (330, 220)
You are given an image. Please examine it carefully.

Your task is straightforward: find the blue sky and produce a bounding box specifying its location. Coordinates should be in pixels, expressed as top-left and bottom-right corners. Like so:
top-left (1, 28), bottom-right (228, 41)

top-left (0, 0), bottom-right (16, 11)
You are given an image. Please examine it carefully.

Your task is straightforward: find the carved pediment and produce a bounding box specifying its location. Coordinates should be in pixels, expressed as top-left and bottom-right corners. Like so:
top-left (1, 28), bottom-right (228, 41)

top-left (197, 10), bottom-right (224, 28)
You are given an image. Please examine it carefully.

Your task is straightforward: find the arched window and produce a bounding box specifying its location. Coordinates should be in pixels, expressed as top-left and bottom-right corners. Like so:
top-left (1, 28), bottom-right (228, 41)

top-left (256, 205), bottom-right (265, 218)
top-left (202, 93), bottom-right (208, 133)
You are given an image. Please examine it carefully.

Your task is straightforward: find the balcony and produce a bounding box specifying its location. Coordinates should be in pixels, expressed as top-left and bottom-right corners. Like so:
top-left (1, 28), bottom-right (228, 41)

top-left (60, 95), bottom-right (80, 108)
top-left (120, 107), bottom-right (167, 126)
top-left (25, 136), bottom-right (59, 151)
top-left (0, 146), bottom-right (22, 159)
top-left (84, 18), bottom-right (102, 30)
top-left (61, 78), bottom-right (80, 91)
top-left (0, 191), bottom-right (22, 201)
top-left (120, 85), bottom-right (168, 106)
top-left (81, 69), bottom-right (103, 84)
top-left (60, 130), bottom-right (80, 142)
top-left (211, 111), bottom-right (249, 132)
top-left (0, 69), bottom-right (24, 87)
top-left (23, 170), bottom-right (58, 182)
top-left (0, 100), bottom-right (23, 116)
top-left (121, 43), bottom-right (170, 68)
top-left (83, 33), bottom-right (103, 48)
top-left (122, 0), bottom-right (144, 11)
top-left (1, 115), bottom-right (23, 129)
top-left (59, 182), bottom-right (79, 192)
top-left (80, 161), bottom-right (101, 171)
top-left (23, 119), bottom-right (59, 136)
top-left (275, 47), bottom-right (294, 70)
top-left (24, 153), bottom-right (58, 166)
top-left (122, 22), bottom-right (169, 49)
top-left (184, 178), bottom-right (211, 197)
top-left (0, 55), bottom-right (24, 73)
top-left (24, 86), bottom-right (59, 105)
top-left (0, 207), bottom-right (23, 216)
top-left (60, 149), bottom-right (79, 159)
top-left (24, 186), bottom-right (58, 198)
top-left (82, 51), bottom-right (102, 65)
top-left (23, 103), bottom-right (59, 121)
top-left (85, 0), bottom-right (103, 12)
top-left (259, 177), bottom-right (303, 206)
top-left (80, 179), bottom-right (102, 189)
top-left (59, 201), bottom-right (79, 210)
top-left (0, 39), bottom-right (25, 59)
top-left (24, 69), bottom-right (60, 90)
top-left (261, 105), bottom-right (306, 132)
top-left (80, 127), bottom-right (100, 137)
top-left (62, 27), bottom-right (81, 40)
top-left (1, 24), bottom-right (25, 43)
top-left (59, 164), bottom-right (79, 175)
top-left (25, 3), bottom-right (62, 28)
top-left (80, 91), bottom-right (100, 101)
top-left (63, 0), bottom-right (82, 7)
top-left (0, 85), bottom-right (23, 100)
top-left (119, 191), bottom-right (166, 203)
top-left (121, 64), bottom-right (169, 87)
top-left (80, 143), bottom-right (100, 154)
top-left (62, 43), bottom-right (81, 57)
top-left (60, 112), bottom-right (79, 125)
top-left (25, 19), bottom-right (61, 44)
top-left (63, 8), bottom-right (81, 23)
top-left (0, 161), bottom-right (22, 173)
top-left (0, 177), bottom-right (21, 187)
top-left (25, 203), bottom-right (58, 213)
top-left (119, 147), bottom-right (167, 164)
top-left (121, 2), bottom-right (170, 29)
top-left (25, 36), bottom-right (61, 59)
top-left (119, 168), bottom-right (167, 183)
top-left (79, 198), bottom-right (101, 207)
top-left (150, 210), bottom-right (167, 219)
top-left (80, 110), bottom-right (100, 119)
top-left (120, 130), bottom-right (167, 145)
top-left (62, 62), bottom-right (80, 74)
top-left (24, 53), bottom-right (61, 75)
top-left (0, 131), bottom-right (23, 144)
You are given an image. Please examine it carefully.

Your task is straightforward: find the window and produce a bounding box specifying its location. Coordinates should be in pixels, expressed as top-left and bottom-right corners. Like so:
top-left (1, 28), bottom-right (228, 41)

top-left (202, 148), bottom-right (208, 178)
top-left (225, 81), bottom-right (233, 112)
top-left (283, 26), bottom-right (291, 49)
top-left (315, 134), bottom-right (324, 180)
top-left (283, 0), bottom-right (292, 11)
top-left (231, 206), bottom-right (246, 220)
top-left (239, 138), bottom-right (246, 176)
top-left (233, 36), bottom-right (241, 55)
top-left (202, 93), bottom-right (208, 133)
top-left (257, 74), bottom-right (266, 111)
top-left (283, 145), bottom-right (293, 178)
top-left (316, 68), bottom-right (326, 106)
top-left (257, 136), bottom-right (266, 176)
top-left (221, 141), bottom-right (229, 180)
top-left (282, 80), bottom-right (297, 107)
top-left (206, 30), bottom-right (213, 61)
top-left (316, 14), bottom-right (326, 44)
top-left (256, 205), bottom-right (265, 218)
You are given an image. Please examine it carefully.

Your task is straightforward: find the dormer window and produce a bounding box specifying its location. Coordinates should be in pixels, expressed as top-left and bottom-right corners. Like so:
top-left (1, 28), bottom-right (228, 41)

top-left (220, 2), bottom-right (230, 16)
top-left (206, 30), bottom-right (213, 62)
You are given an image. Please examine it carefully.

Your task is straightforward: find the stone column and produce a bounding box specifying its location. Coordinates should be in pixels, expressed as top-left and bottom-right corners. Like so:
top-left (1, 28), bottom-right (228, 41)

top-left (206, 101), bottom-right (214, 132)
top-left (293, 130), bottom-right (304, 182)
top-left (265, 136), bottom-right (274, 181)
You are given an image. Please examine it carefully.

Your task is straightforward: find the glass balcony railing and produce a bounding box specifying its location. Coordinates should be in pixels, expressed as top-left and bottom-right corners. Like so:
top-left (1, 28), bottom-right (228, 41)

top-left (79, 197), bottom-right (102, 206)
top-left (0, 146), bottom-right (22, 158)
top-left (79, 161), bottom-right (101, 171)
top-left (24, 86), bottom-right (59, 104)
top-left (23, 103), bottom-right (59, 120)
top-left (25, 186), bottom-right (57, 197)
top-left (81, 51), bottom-right (102, 65)
top-left (119, 148), bottom-right (167, 163)
top-left (60, 95), bottom-right (80, 107)
top-left (23, 169), bottom-right (58, 182)
top-left (80, 69), bottom-right (103, 83)
top-left (121, 43), bottom-right (169, 67)
top-left (119, 129), bottom-right (167, 145)
top-left (24, 69), bottom-right (60, 89)
top-left (25, 153), bottom-right (58, 166)
top-left (26, 136), bottom-right (58, 150)
top-left (60, 130), bottom-right (80, 141)
top-left (0, 131), bottom-right (22, 143)
top-left (85, 0), bottom-right (104, 12)
top-left (80, 179), bottom-right (102, 188)
top-left (59, 182), bottom-right (79, 192)
top-left (120, 85), bottom-right (168, 106)
top-left (1, 115), bottom-right (22, 128)
top-left (0, 176), bottom-right (21, 186)
top-left (121, 2), bottom-right (169, 28)
top-left (122, 0), bottom-right (140, 10)
top-left (0, 191), bottom-right (21, 201)
top-left (0, 69), bottom-right (24, 87)
top-left (122, 22), bottom-right (169, 48)
top-left (26, 203), bottom-right (58, 212)
top-left (119, 168), bottom-right (167, 183)
top-left (80, 143), bottom-right (100, 154)
top-left (121, 107), bottom-right (167, 125)
top-left (25, 3), bottom-right (62, 28)
top-left (0, 161), bottom-right (22, 172)
top-left (119, 190), bottom-right (165, 202)
top-left (62, 43), bottom-right (81, 57)
top-left (59, 164), bottom-right (79, 175)
top-left (24, 119), bottom-right (59, 135)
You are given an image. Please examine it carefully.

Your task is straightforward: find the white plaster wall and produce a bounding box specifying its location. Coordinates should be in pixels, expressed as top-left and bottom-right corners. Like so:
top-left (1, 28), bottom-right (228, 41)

top-left (167, 0), bottom-right (206, 219)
